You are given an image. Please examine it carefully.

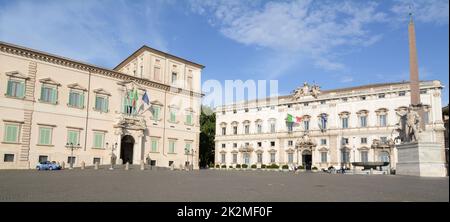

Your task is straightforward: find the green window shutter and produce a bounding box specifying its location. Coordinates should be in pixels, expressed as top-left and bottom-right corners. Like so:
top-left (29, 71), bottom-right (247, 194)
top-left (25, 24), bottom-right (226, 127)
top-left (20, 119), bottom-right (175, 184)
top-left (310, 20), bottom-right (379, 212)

top-left (51, 88), bottom-right (57, 104)
top-left (155, 107), bottom-right (160, 119)
top-left (39, 128), bottom-right (51, 145)
top-left (68, 131), bottom-right (79, 145)
top-left (170, 111), bottom-right (176, 122)
top-left (169, 141), bottom-right (175, 153)
top-left (17, 81), bottom-right (25, 98)
top-left (186, 114), bottom-right (192, 124)
top-left (104, 97), bottom-right (109, 112)
top-left (40, 86), bottom-right (45, 101)
top-left (93, 133), bottom-right (103, 148)
top-left (79, 93), bottom-right (85, 108)
top-left (69, 92), bottom-right (74, 106)
top-left (5, 124), bottom-right (18, 142)
top-left (151, 140), bottom-right (157, 152)
top-left (6, 80), bottom-right (13, 96)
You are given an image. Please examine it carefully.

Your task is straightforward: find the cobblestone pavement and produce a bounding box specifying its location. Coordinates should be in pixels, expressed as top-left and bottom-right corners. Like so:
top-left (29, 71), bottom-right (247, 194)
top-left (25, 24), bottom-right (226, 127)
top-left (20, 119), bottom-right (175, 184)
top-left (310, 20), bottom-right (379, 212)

top-left (0, 167), bottom-right (448, 201)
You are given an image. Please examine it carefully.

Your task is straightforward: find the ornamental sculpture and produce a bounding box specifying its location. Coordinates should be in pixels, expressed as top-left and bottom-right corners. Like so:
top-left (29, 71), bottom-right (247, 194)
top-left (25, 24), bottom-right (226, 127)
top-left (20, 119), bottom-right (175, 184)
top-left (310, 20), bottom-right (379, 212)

top-left (395, 105), bottom-right (421, 143)
top-left (295, 132), bottom-right (317, 148)
top-left (292, 82), bottom-right (321, 100)
top-left (371, 138), bottom-right (395, 149)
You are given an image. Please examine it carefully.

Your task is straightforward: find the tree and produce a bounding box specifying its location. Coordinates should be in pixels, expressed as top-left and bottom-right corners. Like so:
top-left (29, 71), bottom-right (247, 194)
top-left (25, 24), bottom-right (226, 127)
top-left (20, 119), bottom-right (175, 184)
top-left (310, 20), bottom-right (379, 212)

top-left (199, 106), bottom-right (216, 168)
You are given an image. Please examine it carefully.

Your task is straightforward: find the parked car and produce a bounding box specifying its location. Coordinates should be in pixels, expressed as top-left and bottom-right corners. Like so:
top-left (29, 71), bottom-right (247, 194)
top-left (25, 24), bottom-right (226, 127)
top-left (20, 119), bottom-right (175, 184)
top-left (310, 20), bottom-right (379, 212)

top-left (36, 161), bottom-right (61, 170)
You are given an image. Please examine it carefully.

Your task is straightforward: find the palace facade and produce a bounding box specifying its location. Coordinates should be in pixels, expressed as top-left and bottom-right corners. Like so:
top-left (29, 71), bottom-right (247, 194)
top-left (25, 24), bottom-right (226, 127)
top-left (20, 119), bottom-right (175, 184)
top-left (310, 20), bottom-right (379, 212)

top-left (0, 41), bottom-right (203, 169)
top-left (214, 81), bottom-right (446, 171)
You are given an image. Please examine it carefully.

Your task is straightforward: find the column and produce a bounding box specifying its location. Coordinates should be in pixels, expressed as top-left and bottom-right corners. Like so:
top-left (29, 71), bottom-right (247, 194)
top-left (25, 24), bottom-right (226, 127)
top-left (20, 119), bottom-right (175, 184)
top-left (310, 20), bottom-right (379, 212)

top-left (115, 129), bottom-right (122, 164)
top-left (133, 131), bottom-right (144, 164)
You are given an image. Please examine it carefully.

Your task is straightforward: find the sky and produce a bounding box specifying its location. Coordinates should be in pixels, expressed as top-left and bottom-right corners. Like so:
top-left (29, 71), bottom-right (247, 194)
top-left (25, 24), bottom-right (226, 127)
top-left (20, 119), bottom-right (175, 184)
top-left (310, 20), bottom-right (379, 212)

top-left (0, 0), bottom-right (448, 106)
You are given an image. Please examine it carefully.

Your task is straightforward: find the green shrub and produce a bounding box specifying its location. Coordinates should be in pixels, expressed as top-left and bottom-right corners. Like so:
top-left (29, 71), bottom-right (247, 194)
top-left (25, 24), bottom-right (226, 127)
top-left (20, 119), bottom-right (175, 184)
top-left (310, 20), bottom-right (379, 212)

top-left (251, 164), bottom-right (257, 168)
top-left (298, 165), bottom-right (305, 169)
top-left (209, 163), bottom-right (214, 168)
top-left (242, 164), bottom-right (248, 168)
top-left (236, 164), bottom-right (241, 168)
top-left (312, 166), bottom-right (318, 170)
top-left (215, 164), bottom-right (220, 168)
top-left (282, 165), bottom-right (289, 169)
top-left (269, 164), bottom-right (279, 169)
top-left (261, 164), bottom-right (266, 169)
top-left (228, 165), bottom-right (233, 169)
top-left (221, 165), bottom-right (226, 168)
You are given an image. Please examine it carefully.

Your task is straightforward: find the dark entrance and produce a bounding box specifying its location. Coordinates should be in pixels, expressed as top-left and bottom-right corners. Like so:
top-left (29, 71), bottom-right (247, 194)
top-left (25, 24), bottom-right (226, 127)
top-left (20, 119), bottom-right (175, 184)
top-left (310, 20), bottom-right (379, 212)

top-left (120, 135), bottom-right (135, 164)
top-left (302, 150), bottom-right (312, 170)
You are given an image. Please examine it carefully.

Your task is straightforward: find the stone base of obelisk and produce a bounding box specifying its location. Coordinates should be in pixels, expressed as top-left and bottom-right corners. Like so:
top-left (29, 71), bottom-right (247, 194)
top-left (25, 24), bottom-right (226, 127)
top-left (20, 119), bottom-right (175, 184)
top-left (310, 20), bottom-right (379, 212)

top-left (396, 142), bottom-right (446, 177)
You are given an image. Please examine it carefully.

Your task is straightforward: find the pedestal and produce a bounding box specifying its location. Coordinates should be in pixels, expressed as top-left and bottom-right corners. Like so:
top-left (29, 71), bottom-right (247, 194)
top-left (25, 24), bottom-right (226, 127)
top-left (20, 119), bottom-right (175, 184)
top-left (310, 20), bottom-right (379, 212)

top-left (396, 142), bottom-right (446, 177)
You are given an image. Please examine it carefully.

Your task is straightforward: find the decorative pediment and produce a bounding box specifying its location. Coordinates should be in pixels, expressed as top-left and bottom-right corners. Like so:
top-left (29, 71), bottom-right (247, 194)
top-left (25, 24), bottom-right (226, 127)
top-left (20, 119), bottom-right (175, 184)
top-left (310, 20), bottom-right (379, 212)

top-left (268, 149), bottom-right (277, 153)
top-left (93, 88), bottom-right (111, 96)
top-left (357, 146), bottom-right (370, 151)
top-left (219, 122), bottom-right (227, 127)
top-left (219, 150), bottom-right (227, 154)
top-left (231, 150), bottom-right (239, 154)
top-left (117, 80), bottom-right (145, 91)
top-left (114, 115), bottom-right (146, 131)
top-left (168, 104), bottom-right (179, 109)
top-left (5, 71), bottom-right (29, 79)
top-left (255, 149), bottom-right (264, 154)
top-left (286, 148), bottom-right (295, 153)
top-left (340, 146), bottom-right (351, 151)
top-left (68, 83), bottom-right (87, 91)
top-left (318, 147), bottom-right (328, 152)
top-left (185, 107), bottom-right (195, 112)
top-left (39, 78), bottom-right (61, 86)
top-left (150, 100), bottom-right (163, 106)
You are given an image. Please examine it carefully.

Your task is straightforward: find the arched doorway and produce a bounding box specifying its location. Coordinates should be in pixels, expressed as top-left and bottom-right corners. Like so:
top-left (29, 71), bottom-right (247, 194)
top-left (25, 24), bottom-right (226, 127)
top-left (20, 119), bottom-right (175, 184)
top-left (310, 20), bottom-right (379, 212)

top-left (379, 151), bottom-right (390, 171)
top-left (302, 149), bottom-right (312, 170)
top-left (121, 135), bottom-right (135, 164)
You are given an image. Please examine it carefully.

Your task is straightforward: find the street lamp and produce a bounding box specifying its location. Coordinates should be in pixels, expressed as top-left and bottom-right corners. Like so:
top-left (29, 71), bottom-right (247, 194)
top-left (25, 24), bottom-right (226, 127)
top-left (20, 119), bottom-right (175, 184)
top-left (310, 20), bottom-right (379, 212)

top-left (106, 142), bottom-right (118, 170)
top-left (66, 142), bottom-right (80, 169)
top-left (184, 146), bottom-right (190, 170)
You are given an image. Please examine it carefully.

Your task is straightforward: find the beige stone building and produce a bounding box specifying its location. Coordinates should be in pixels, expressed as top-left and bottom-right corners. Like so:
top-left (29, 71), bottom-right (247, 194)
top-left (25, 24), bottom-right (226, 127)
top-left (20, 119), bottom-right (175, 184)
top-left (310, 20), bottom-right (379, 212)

top-left (0, 41), bottom-right (203, 169)
top-left (214, 81), bottom-right (446, 171)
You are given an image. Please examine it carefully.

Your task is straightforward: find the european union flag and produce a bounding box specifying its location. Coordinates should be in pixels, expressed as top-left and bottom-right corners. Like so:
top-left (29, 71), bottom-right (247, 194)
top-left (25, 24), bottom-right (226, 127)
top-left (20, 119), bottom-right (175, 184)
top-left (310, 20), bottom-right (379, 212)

top-left (142, 91), bottom-right (150, 105)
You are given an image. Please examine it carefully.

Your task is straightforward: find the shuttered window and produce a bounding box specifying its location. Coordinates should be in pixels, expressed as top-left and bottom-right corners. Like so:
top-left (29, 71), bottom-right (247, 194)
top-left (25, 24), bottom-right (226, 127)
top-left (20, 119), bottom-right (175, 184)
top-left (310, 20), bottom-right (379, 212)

top-left (38, 127), bottom-right (52, 145)
top-left (4, 124), bottom-right (19, 143)
top-left (40, 85), bottom-right (57, 104)
top-left (67, 130), bottom-right (80, 145)
top-left (151, 139), bottom-right (158, 152)
top-left (6, 79), bottom-right (25, 98)
top-left (93, 132), bottom-right (104, 148)
top-left (95, 95), bottom-right (108, 112)
top-left (169, 140), bottom-right (176, 153)
top-left (68, 90), bottom-right (84, 108)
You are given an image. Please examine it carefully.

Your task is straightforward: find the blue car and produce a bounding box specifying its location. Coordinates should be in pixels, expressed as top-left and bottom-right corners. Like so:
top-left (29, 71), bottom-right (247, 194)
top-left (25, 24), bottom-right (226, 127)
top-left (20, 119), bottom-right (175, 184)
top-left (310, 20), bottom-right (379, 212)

top-left (36, 161), bottom-right (61, 170)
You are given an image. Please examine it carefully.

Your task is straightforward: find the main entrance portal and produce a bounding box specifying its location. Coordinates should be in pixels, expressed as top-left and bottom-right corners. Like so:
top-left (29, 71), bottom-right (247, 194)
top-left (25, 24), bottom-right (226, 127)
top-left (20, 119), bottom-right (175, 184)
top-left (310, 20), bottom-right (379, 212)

top-left (120, 135), bottom-right (135, 164)
top-left (302, 150), bottom-right (312, 170)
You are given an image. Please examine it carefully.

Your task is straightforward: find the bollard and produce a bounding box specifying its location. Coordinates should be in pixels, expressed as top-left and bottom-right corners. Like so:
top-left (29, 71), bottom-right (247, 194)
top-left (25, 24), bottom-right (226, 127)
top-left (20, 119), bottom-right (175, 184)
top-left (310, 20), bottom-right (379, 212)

top-left (94, 162), bottom-right (99, 170)
top-left (81, 161), bottom-right (85, 170)
top-left (61, 161), bottom-right (65, 170)
top-left (118, 159), bottom-right (123, 165)
top-left (125, 162), bottom-right (129, 170)
top-left (140, 160), bottom-right (145, 170)
top-left (370, 168), bottom-right (373, 175)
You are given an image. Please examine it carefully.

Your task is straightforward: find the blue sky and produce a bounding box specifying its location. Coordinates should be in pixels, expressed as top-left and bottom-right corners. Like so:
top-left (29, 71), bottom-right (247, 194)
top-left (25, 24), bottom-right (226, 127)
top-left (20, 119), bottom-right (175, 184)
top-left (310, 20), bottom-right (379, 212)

top-left (0, 0), bottom-right (448, 106)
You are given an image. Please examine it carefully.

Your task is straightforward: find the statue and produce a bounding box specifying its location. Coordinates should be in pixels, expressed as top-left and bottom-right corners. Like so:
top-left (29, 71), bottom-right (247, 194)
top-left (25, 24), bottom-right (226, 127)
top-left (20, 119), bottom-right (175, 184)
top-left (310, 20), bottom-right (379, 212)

top-left (296, 132), bottom-right (317, 148)
top-left (292, 82), bottom-right (321, 100)
top-left (395, 105), bottom-right (421, 143)
top-left (310, 84), bottom-right (321, 98)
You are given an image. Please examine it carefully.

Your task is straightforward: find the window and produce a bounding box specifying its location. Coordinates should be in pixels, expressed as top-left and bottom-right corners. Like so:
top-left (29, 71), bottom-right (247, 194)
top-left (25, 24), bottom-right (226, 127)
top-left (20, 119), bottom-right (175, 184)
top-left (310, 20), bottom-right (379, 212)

top-left (257, 153), bottom-right (262, 163)
top-left (270, 122), bottom-right (276, 133)
top-left (221, 143), bottom-right (226, 148)
top-left (187, 76), bottom-right (193, 90)
top-left (378, 93), bottom-right (385, 98)
top-left (304, 103), bottom-right (309, 106)
top-left (270, 153), bottom-right (276, 163)
top-left (185, 143), bottom-right (192, 155)
top-left (169, 108), bottom-right (177, 123)
top-left (288, 153), bottom-right (293, 163)
top-left (4, 154), bottom-right (14, 162)
top-left (233, 154), bottom-right (237, 163)
top-left (320, 101), bottom-right (326, 105)
top-left (288, 140), bottom-right (293, 146)
top-left (257, 107), bottom-right (262, 111)
top-left (342, 98), bottom-right (348, 102)
top-left (67, 130), bottom-right (80, 145)
top-left (171, 72), bottom-right (177, 85)
top-left (6, 79), bottom-right (25, 98)
top-left (244, 125), bottom-right (249, 134)
top-left (221, 127), bottom-right (226, 135)
top-left (93, 158), bottom-right (101, 165)
top-left (38, 127), bottom-right (52, 145)
top-left (420, 89), bottom-right (427, 94)
top-left (222, 111), bottom-right (226, 115)
top-left (270, 141), bottom-right (275, 147)
top-left (360, 96), bottom-right (366, 100)
top-left (361, 137), bottom-right (367, 144)
top-left (342, 138), bottom-right (349, 145)
top-left (423, 111), bottom-right (430, 124)
top-left (361, 151), bottom-right (369, 163)
top-left (154, 67), bottom-right (161, 81)
top-left (38, 155), bottom-right (48, 163)
top-left (287, 104), bottom-right (292, 108)
top-left (342, 117), bottom-right (349, 128)
top-left (321, 152), bottom-right (327, 163)
top-left (93, 132), bottom-right (105, 148)
top-left (67, 156), bottom-right (76, 165)
top-left (40, 84), bottom-right (57, 104)
top-left (94, 95), bottom-right (108, 112)
top-left (380, 137), bottom-right (387, 143)
top-left (287, 122), bottom-right (293, 132)
top-left (399, 91), bottom-right (406, 96)
top-left (379, 114), bottom-right (387, 127)
top-left (360, 116), bottom-right (367, 127)
top-left (151, 139), bottom-right (158, 152)
top-left (270, 106), bottom-right (275, 110)
top-left (169, 161), bottom-right (174, 166)
top-left (4, 124), bottom-right (20, 143)
top-left (233, 143), bottom-right (237, 148)
top-left (320, 139), bottom-right (327, 145)
top-left (257, 123), bottom-right (262, 133)
top-left (185, 112), bottom-right (193, 125)
top-left (151, 105), bottom-right (161, 120)
top-left (233, 109), bottom-right (237, 114)
top-left (257, 142), bottom-right (262, 147)
top-left (221, 153), bottom-right (226, 163)
top-left (341, 151), bottom-right (349, 163)
top-left (303, 120), bottom-right (310, 131)
top-left (68, 90), bottom-right (84, 108)
top-left (169, 140), bottom-right (176, 153)
top-left (244, 108), bottom-right (249, 112)
top-left (233, 126), bottom-right (238, 135)
top-left (319, 114), bottom-right (327, 130)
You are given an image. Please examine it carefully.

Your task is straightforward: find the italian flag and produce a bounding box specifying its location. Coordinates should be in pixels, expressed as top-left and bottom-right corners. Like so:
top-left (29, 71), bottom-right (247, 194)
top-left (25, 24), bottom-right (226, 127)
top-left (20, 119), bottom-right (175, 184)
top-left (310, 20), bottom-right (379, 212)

top-left (287, 114), bottom-right (302, 123)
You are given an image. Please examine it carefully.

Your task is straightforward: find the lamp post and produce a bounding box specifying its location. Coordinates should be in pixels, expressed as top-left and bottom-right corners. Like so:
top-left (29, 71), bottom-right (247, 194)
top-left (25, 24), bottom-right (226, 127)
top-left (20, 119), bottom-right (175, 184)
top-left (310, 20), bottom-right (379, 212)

top-left (66, 142), bottom-right (80, 169)
top-left (107, 142), bottom-right (118, 170)
top-left (352, 136), bottom-right (356, 172)
top-left (184, 146), bottom-right (190, 170)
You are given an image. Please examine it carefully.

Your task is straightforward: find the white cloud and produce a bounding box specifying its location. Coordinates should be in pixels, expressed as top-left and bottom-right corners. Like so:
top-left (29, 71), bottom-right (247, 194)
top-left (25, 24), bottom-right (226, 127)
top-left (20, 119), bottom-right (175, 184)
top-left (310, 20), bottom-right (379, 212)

top-left (0, 0), bottom-right (168, 68)
top-left (391, 0), bottom-right (449, 25)
top-left (340, 75), bottom-right (354, 83)
top-left (189, 0), bottom-right (387, 71)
